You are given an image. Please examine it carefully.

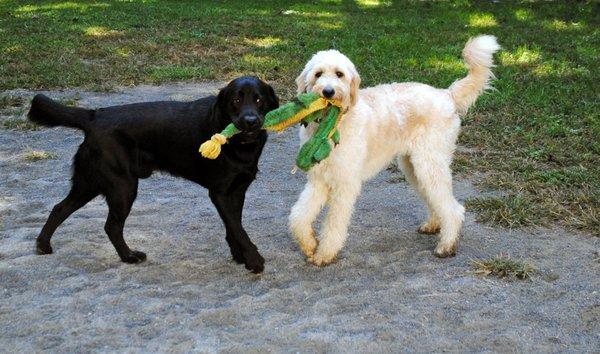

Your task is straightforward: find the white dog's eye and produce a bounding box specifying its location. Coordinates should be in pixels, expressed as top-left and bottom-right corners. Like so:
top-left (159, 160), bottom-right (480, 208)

top-left (315, 71), bottom-right (322, 78)
top-left (336, 71), bottom-right (344, 78)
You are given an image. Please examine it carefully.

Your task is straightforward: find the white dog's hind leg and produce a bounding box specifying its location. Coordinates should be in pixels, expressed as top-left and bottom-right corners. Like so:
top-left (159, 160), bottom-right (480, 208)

top-left (289, 179), bottom-right (328, 258)
top-left (398, 156), bottom-right (440, 234)
top-left (410, 152), bottom-right (464, 257)
top-left (310, 181), bottom-right (362, 266)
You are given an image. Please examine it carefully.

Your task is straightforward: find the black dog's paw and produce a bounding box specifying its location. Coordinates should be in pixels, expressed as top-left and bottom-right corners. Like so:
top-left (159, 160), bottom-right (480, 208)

top-left (243, 251), bottom-right (265, 274)
top-left (36, 240), bottom-right (53, 255)
top-left (120, 250), bottom-right (147, 264)
top-left (231, 247), bottom-right (245, 264)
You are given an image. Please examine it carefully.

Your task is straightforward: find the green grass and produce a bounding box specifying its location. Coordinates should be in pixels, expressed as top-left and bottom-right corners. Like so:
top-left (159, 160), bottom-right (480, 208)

top-left (471, 255), bottom-right (535, 280)
top-left (0, 0), bottom-right (598, 234)
top-left (0, 95), bottom-right (25, 110)
top-left (3, 117), bottom-right (40, 130)
top-left (57, 97), bottom-right (79, 106)
top-left (22, 149), bottom-right (57, 161)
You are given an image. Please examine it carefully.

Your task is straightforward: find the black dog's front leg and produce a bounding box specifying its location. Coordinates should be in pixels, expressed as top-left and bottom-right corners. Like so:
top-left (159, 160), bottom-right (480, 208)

top-left (209, 187), bottom-right (264, 273)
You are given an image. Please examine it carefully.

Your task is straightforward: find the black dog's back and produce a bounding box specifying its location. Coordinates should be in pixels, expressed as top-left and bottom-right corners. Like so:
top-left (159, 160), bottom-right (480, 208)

top-left (29, 76), bottom-right (278, 273)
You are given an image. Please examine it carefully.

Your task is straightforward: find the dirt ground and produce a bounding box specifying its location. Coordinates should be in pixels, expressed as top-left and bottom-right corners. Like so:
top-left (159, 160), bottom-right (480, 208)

top-left (1, 84), bottom-right (598, 352)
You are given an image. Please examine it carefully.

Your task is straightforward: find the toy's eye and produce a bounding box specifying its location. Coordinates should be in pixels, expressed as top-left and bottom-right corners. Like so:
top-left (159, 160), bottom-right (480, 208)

top-left (336, 71), bottom-right (344, 78)
top-left (315, 71), bottom-right (322, 78)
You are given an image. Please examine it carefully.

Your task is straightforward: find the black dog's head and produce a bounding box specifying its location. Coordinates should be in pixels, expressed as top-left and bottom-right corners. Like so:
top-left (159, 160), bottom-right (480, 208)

top-left (215, 76), bottom-right (279, 134)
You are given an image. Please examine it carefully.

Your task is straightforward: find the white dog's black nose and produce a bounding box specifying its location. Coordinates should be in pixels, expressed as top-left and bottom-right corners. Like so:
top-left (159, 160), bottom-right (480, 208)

top-left (322, 87), bottom-right (335, 98)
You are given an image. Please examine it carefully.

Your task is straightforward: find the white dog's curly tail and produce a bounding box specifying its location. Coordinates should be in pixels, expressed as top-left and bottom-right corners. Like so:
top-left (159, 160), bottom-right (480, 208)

top-left (449, 35), bottom-right (500, 114)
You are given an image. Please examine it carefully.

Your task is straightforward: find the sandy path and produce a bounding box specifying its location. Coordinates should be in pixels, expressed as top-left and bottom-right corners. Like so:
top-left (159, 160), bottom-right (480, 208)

top-left (1, 84), bottom-right (598, 352)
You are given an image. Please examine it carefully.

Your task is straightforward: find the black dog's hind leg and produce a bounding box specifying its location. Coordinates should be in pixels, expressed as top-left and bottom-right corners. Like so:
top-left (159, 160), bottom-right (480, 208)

top-left (103, 178), bottom-right (146, 263)
top-left (36, 179), bottom-right (98, 255)
top-left (209, 181), bottom-right (264, 273)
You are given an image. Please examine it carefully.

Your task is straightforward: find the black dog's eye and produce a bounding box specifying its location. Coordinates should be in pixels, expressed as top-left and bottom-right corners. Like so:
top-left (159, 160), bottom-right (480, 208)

top-left (315, 71), bottom-right (322, 78)
top-left (233, 98), bottom-right (241, 104)
top-left (256, 98), bottom-right (261, 104)
top-left (336, 71), bottom-right (344, 78)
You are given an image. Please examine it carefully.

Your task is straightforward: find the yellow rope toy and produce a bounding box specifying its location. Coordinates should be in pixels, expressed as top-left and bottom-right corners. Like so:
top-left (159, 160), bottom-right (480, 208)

top-left (199, 93), bottom-right (343, 168)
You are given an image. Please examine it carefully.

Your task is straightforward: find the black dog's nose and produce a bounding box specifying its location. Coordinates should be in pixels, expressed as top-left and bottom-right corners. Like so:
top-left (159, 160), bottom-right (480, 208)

top-left (243, 115), bottom-right (260, 129)
top-left (322, 87), bottom-right (335, 98)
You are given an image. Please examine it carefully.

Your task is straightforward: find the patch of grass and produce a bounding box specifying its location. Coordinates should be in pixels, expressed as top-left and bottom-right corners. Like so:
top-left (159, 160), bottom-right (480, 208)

top-left (466, 194), bottom-right (536, 228)
top-left (150, 65), bottom-right (215, 82)
top-left (0, 95), bottom-right (25, 110)
top-left (57, 97), bottom-right (79, 107)
top-left (472, 255), bottom-right (535, 280)
top-left (23, 149), bottom-right (57, 161)
top-left (0, 0), bottom-right (598, 234)
top-left (3, 118), bottom-right (40, 131)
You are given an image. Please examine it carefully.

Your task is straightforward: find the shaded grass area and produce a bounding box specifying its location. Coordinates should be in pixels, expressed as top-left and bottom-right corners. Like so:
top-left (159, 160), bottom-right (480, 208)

top-left (0, 0), bottom-right (598, 233)
top-left (472, 254), bottom-right (535, 280)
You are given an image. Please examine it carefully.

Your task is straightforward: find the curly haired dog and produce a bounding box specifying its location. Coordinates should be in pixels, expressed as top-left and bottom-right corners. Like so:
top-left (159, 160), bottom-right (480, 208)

top-left (289, 35), bottom-right (500, 266)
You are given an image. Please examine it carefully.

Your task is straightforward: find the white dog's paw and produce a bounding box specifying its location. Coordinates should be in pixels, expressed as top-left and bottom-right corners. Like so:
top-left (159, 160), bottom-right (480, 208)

top-left (298, 233), bottom-right (318, 258)
top-left (418, 219), bottom-right (441, 234)
top-left (434, 240), bottom-right (458, 258)
top-left (308, 251), bottom-right (337, 266)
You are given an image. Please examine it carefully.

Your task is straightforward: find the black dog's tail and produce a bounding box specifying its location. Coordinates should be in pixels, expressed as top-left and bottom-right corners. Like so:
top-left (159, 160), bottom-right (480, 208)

top-left (28, 94), bottom-right (94, 131)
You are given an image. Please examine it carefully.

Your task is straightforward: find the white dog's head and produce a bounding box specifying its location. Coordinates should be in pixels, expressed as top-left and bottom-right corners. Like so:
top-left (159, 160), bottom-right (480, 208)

top-left (295, 50), bottom-right (361, 109)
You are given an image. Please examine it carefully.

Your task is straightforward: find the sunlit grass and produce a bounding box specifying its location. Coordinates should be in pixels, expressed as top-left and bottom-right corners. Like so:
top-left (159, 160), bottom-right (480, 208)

top-left (115, 47), bottom-right (132, 57)
top-left (244, 37), bottom-right (284, 48)
top-left (84, 26), bottom-right (122, 38)
top-left (17, 2), bottom-right (108, 12)
top-left (4, 44), bottom-right (22, 54)
top-left (469, 13), bottom-right (498, 28)
top-left (316, 20), bottom-right (344, 30)
top-left (355, 0), bottom-right (392, 8)
top-left (514, 9), bottom-right (533, 21)
top-left (425, 57), bottom-right (464, 73)
top-left (500, 46), bottom-right (541, 66)
top-left (242, 54), bottom-right (279, 71)
top-left (545, 19), bottom-right (584, 31)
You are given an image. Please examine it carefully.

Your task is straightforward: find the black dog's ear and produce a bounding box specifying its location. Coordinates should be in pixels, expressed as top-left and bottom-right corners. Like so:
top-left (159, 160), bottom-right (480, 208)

top-left (265, 84), bottom-right (279, 111)
top-left (213, 86), bottom-right (228, 117)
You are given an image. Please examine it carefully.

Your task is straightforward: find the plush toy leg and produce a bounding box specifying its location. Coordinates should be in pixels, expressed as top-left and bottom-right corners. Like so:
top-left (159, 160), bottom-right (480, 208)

top-left (296, 107), bottom-right (340, 171)
top-left (289, 179), bottom-right (328, 258)
top-left (309, 181), bottom-right (362, 266)
top-left (409, 151), bottom-right (464, 258)
top-left (397, 155), bottom-right (441, 234)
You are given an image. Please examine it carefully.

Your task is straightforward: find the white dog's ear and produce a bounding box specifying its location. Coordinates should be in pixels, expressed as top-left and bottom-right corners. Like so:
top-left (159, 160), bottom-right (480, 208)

top-left (349, 66), bottom-right (361, 106)
top-left (295, 65), bottom-right (310, 94)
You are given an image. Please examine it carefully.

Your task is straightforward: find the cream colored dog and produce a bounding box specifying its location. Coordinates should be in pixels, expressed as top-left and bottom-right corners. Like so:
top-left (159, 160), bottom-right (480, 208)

top-left (289, 35), bottom-right (500, 266)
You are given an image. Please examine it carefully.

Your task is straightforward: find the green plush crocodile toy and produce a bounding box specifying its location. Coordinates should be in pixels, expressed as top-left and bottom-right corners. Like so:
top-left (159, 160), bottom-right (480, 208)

top-left (199, 92), bottom-right (343, 171)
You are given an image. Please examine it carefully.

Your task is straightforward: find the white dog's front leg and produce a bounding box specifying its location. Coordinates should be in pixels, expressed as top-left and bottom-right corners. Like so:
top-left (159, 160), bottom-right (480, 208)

top-left (309, 182), bottom-right (361, 266)
top-left (289, 179), bottom-right (328, 258)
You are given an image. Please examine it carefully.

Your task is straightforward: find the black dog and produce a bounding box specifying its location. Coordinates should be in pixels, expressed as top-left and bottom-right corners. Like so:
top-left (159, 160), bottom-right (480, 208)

top-left (28, 76), bottom-right (278, 273)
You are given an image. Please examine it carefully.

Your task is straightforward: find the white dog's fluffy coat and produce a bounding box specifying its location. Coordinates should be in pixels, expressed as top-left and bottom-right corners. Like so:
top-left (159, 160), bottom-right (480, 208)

top-left (289, 35), bottom-right (500, 265)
